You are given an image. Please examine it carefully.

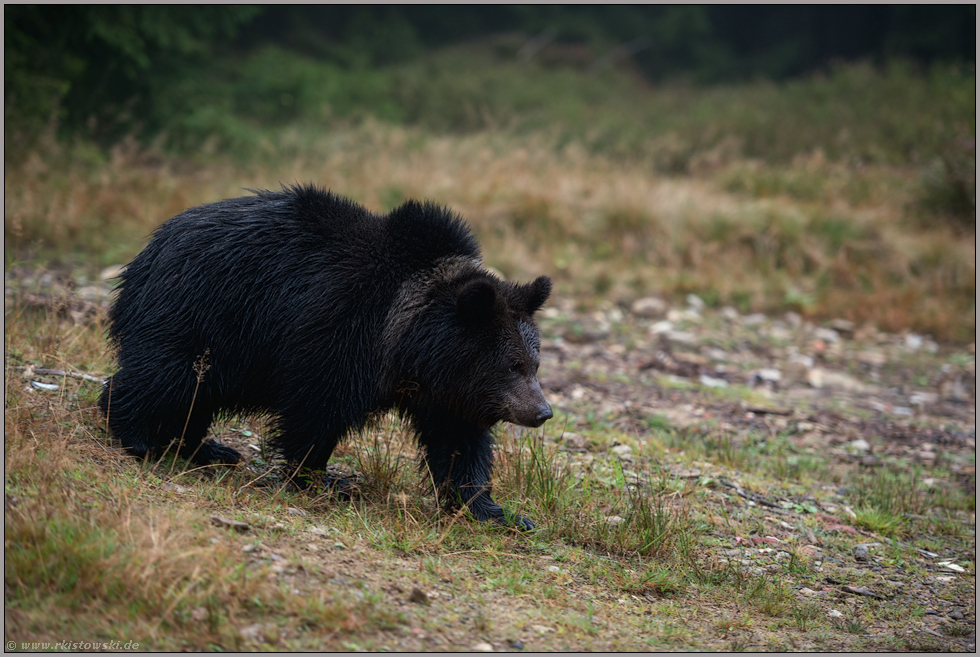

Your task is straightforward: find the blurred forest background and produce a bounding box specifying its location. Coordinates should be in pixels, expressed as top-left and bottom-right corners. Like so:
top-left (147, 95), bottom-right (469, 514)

top-left (4, 5), bottom-right (976, 339)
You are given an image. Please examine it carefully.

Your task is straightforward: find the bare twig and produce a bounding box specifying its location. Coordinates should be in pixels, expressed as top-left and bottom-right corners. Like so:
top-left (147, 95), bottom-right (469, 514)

top-left (15, 365), bottom-right (105, 384)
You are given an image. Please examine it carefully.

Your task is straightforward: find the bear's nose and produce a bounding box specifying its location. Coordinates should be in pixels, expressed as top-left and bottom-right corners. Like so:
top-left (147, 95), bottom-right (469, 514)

top-left (534, 403), bottom-right (553, 426)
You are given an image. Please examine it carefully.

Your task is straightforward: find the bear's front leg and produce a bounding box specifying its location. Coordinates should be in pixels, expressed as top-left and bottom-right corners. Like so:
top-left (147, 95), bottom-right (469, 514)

top-left (413, 413), bottom-right (533, 530)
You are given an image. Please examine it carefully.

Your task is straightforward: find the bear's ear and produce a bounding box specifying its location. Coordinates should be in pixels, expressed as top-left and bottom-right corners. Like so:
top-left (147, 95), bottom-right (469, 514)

top-left (520, 276), bottom-right (552, 314)
top-left (456, 278), bottom-right (497, 325)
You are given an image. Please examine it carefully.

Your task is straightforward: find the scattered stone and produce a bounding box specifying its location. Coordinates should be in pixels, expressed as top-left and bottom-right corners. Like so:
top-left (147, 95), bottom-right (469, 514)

top-left (161, 483), bottom-right (191, 494)
top-left (611, 444), bottom-right (632, 458)
top-left (743, 313), bottom-right (766, 326)
top-left (847, 439), bottom-right (871, 453)
top-left (631, 297), bottom-right (667, 318)
top-left (699, 374), bottom-right (728, 388)
top-left (530, 625), bottom-right (555, 634)
top-left (827, 318), bottom-right (855, 336)
top-left (949, 610), bottom-right (964, 620)
top-left (472, 643), bottom-right (494, 652)
top-left (547, 565), bottom-right (561, 573)
top-left (407, 588), bottom-right (429, 605)
top-left (662, 330), bottom-right (698, 346)
top-left (667, 309), bottom-right (700, 323)
top-left (841, 585), bottom-right (885, 600)
top-left (287, 507), bottom-right (308, 517)
top-left (854, 544), bottom-right (869, 562)
top-left (686, 293), bottom-right (706, 312)
top-left (910, 392), bottom-right (939, 406)
top-left (814, 327), bottom-right (840, 343)
top-left (210, 515), bottom-right (250, 533)
top-left (751, 368), bottom-right (782, 388)
top-left (605, 515), bottom-right (626, 525)
top-left (721, 306), bottom-right (740, 321)
top-left (507, 639), bottom-right (525, 650)
top-left (564, 433), bottom-right (587, 450)
top-left (828, 609), bottom-right (844, 618)
top-left (649, 320), bottom-right (674, 334)
top-left (191, 606), bottom-right (208, 622)
top-left (904, 333), bottom-right (924, 351)
top-left (938, 562), bottom-right (965, 573)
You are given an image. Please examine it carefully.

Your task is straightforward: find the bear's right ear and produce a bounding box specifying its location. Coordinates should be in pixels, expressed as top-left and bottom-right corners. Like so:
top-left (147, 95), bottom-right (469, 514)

top-left (522, 276), bottom-right (552, 314)
top-left (456, 278), bottom-right (497, 325)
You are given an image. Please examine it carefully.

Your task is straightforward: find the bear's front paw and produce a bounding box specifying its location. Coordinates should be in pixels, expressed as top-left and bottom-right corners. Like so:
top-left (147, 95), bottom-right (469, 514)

top-left (468, 498), bottom-right (534, 531)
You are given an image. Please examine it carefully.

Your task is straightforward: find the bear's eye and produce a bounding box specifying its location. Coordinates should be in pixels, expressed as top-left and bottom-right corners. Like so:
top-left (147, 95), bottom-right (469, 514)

top-left (508, 361), bottom-right (522, 374)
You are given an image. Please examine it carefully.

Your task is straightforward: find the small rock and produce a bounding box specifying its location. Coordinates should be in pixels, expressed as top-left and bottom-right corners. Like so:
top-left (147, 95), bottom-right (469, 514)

top-left (663, 330), bottom-right (698, 346)
top-left (605, 515), bottom-right (626, 525)
top-left (240, 623), bottom-right (267, 642)
top-left (686, 293), bottom-right (706, 312)
top-left (828, 318), bottom-right (855, 336)
top-left (530, 625), bottom-right (555, 634)
top-left (814, 327), bottom-right (840, 343)
top-left (705, 348), bottom-right (729, 362)
top-left (937, 562), bottom-right (965, 573)
top-left (848, 439), bottom-right (871, 453)
top-left (563, 433), bottom-right (587, 450)
top-left (666, 308), bottom-right (700, 323)
top-left (611, 444), bottom-right (632, 457)
top-left (828, 609), bottom-right (844, 618)
top-left (743, 313), bottom-right (766, 326)
top-left (699, 374), bottom-right (728, 388)
top-left (547, 565), bottom-right (561, 573)
top-left (191, 606), bottom-right (208, 622)
top-left (631, 297), bottom-right (667, 318)
top-left (909, 392), bottom-right (938, 406)
top-left (649, 320), bottom-right (674, 334)
top-left (407, 588), bottom-right (429, 605)
top-left (309, 527), bottom-right (328, 536)
top-left (287, 507), bottom-right (308, 517)
top-left (210, 515), bottom-right (250, 533)
top-left (720, 306), bottom-right (740, 321)
top-left (854, 544), bottom-right (869, 562)
top-left (904, 333), bottom-right (924, 351)
top-left (949, 610), bottom-right (964, 620)
top-left (784, 311), bottom-right (803, 327)
top-left (752, 368), bottom-right (782, 387)
top-left (507, 639), bottom-right (525, 650)
top-left (472, 643), bottom-right (494, 652)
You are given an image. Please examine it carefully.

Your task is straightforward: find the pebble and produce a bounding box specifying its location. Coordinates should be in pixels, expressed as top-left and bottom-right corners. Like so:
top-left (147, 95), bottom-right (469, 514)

top-left (472, 642), bottom-right (494, 652)
top-left (686, 293), bottom-right (706, 312)
top-left (828, 609), bottom-right (844, 618)
top-left (631, 297), bottom-right (667, 318)
top-left (721, 306), bottom-right (740, 321)
top-left (407, 588), bottom-right (429, 605)
top-left (611, 444), bottom-right (632, 457)
top-left (949, 610), bottom-right (964, 620)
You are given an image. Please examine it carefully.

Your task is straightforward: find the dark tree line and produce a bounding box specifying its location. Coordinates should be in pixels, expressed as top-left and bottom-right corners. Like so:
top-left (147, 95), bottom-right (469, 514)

top-left (5, 5), bottom-right (975, 151)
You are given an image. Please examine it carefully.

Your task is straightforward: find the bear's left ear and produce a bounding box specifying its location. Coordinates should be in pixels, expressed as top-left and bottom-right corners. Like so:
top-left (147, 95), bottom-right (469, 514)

top-left (520, 276), bottom-right (552, 314)
top-left (456, 278), bottom-right (497, 325)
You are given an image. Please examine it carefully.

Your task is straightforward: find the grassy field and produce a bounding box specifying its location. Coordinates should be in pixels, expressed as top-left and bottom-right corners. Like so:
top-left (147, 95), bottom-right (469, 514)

top-left (4, 48), bottom-right (976, 651)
